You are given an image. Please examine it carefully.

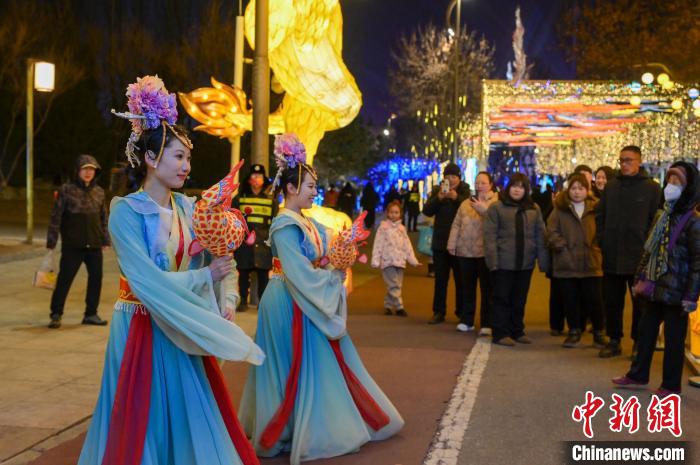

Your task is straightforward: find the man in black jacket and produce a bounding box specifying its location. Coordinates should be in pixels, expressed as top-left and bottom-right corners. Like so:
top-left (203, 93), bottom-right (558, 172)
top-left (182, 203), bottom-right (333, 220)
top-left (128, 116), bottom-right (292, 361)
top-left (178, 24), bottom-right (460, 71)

top-left (423, 162), bottom-right (471, 324)
top-left (596, 145), bottom-right (662, 357)
top-left (47, 155), bottom-right (110, 328)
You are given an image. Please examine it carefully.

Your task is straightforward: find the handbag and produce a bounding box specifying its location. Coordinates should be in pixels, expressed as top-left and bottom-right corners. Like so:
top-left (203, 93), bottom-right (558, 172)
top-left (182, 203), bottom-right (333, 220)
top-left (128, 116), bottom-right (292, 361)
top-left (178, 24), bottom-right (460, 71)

top-left (33, 250), bottom-right (57, 290)
top-left (417, 225), bottom-right (433, 256)
top-left (633, 209), bottom-right (695, 299)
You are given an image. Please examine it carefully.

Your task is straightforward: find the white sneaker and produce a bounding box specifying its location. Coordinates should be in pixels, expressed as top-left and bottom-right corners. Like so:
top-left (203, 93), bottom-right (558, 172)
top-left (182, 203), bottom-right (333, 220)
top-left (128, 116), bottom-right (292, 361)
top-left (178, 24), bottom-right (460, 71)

top-left (456, 323), bottom-right (474, 332)
top-left (479, 327), bottom-right (492, 337)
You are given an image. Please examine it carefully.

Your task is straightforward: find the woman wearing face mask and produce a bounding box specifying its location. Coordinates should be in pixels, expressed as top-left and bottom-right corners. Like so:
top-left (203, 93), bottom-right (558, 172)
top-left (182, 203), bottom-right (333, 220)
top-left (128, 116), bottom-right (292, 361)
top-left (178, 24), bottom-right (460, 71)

top-left (239, 134), bottom-right (403, 464)
top-left (612, 161), bottom-right (700, 397)
top-left (79, 76), bottom-right (264, 465)
top-left (484, 172), bottom-right (549, 346)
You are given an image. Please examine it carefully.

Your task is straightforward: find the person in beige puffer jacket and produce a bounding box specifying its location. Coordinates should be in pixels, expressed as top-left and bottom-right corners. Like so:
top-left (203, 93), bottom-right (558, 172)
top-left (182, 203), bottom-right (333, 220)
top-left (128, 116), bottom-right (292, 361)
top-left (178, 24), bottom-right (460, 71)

top-left (371, 201), bottom-right (421, 316)
top-left (447, 172), bottom-right (499, 335)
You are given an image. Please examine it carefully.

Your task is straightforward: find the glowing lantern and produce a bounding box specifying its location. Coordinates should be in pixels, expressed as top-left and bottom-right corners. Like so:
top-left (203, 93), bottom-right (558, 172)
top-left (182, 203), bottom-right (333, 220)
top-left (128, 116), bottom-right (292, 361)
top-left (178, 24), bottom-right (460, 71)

top-left (662, 80), bottom-right (675, 90)
top-left (657, 73), bottom-right (670, 85)
top-left (630, 96), bottom-right (642, 106)
top-left (641, 72), bottom-right (654, 85)
top-left (671, 99), bottom-right (683, 110)
top-left (693, 99), bottom-right (700, 109)
top-left (689, 88), bottom-right (700, 99)
top-left (34, 62), bottom-right (55, 92)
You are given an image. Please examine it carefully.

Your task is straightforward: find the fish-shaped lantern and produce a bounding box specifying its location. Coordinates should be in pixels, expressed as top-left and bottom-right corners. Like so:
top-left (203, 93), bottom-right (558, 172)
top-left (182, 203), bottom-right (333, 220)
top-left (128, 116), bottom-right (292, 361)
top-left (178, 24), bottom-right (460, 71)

top-left (319, 211), bottom-right (370, 270)
top-left (190, 160), bottom-right (256, 257)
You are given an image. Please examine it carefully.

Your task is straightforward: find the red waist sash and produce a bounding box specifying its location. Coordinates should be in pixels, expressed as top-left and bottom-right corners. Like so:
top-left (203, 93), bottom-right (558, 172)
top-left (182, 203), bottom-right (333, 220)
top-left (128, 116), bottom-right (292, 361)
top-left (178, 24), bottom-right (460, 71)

top-left (259, 277), bottom-right (390, 449)
top-left (102, 278), bottom-right (259, 465)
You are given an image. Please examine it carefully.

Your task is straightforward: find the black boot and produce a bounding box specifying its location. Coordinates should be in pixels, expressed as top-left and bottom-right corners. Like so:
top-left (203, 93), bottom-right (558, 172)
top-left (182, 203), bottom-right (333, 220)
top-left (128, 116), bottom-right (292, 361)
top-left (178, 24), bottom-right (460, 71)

top-left (593, 331), bottom-right (608, 349)
top-left (599, 339), bottom-right (621, 358)
top-left (82, 314), bottom-right (108, 326)
top-left (563, 330), bottom-right (582, 348)
top-left (428, 314), bottom-right (445, 324)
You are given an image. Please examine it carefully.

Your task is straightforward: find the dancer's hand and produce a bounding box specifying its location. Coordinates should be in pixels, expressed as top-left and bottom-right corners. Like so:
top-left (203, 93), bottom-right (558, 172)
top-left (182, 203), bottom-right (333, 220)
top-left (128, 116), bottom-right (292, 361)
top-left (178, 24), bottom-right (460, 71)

top-left (222, 306), bottom-right (236, 322)
top-left (209, 256), bottom-right (233, 282)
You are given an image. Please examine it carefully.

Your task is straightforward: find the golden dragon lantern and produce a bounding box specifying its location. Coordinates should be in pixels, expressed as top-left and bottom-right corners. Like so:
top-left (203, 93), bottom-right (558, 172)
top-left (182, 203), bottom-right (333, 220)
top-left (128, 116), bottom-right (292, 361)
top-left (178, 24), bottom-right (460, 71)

top-left (179, 0), bottom-right (362, 166)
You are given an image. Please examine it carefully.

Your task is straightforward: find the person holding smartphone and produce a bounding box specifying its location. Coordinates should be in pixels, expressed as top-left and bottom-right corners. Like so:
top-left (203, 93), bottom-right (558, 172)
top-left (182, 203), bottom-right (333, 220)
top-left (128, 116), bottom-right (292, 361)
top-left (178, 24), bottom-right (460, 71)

top-left (422, 162), bottom-right (471, 324)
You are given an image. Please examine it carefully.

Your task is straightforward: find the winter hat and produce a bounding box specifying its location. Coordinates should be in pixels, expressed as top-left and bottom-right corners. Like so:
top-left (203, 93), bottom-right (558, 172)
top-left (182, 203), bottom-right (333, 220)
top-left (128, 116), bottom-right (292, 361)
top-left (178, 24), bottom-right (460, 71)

top-left (666, 166), bottom-right (687, 186)
top-left (443, 162), bottom-right (461, 177)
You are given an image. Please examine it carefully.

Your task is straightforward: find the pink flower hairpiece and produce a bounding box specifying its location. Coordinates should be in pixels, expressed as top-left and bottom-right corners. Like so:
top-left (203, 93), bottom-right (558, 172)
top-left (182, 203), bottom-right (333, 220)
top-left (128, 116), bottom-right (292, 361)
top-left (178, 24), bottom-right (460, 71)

top-left (272, 133), bottom-right (311, 189)
top-left (111, 75), bottom-right (182, 168)
top-left (123, 75), bottom-right (178, 134)
top-left (274, 133), bottom-right (307, 170)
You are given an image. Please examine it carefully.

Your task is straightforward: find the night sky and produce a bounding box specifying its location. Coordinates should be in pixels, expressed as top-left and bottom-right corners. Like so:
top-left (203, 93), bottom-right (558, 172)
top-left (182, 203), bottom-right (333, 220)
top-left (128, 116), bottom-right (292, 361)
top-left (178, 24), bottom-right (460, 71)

top-left (341, 0), bottom-right (576, 123)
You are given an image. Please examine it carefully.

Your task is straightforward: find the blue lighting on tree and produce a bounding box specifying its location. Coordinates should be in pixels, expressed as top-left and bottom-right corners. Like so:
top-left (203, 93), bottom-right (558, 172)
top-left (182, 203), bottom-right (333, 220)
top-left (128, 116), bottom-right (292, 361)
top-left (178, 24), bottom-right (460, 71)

top-left (367, 155), bottom-right (440, 205)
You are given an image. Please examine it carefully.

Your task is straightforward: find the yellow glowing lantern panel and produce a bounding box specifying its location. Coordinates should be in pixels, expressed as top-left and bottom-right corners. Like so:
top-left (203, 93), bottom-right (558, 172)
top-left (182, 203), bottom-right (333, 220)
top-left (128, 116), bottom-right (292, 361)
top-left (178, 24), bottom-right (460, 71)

top-left (245, 0), bottom-right (363, 164)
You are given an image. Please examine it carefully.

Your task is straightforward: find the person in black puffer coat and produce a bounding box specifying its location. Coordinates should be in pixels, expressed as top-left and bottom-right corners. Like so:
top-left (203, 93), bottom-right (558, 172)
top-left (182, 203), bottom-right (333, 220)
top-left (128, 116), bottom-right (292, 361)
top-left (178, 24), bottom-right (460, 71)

top-left (612, 161), bottom-right (700, 396)
top-left (47, 154), bottom-right (110, 328)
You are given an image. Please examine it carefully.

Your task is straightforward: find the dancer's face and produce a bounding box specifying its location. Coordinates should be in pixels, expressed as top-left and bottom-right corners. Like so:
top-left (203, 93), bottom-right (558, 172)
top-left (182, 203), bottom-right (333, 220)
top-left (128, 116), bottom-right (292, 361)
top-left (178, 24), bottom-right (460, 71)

top-left (147, 138), bottom-right (191, 189)
top-left (286, 171), bottom-right (318, 210)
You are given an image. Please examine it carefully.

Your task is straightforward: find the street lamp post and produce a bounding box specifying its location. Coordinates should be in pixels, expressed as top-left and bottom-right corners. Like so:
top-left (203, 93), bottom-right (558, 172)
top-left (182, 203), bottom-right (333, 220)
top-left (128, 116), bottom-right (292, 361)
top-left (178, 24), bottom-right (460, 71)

top-left (252, 0), bottom-right (270, 172)
top-left (26, 59), bottom-right (55, 244)
top-left (231, 0), bottom-right (245, 181)
top-left (446, 0), bottom-right (462, 163)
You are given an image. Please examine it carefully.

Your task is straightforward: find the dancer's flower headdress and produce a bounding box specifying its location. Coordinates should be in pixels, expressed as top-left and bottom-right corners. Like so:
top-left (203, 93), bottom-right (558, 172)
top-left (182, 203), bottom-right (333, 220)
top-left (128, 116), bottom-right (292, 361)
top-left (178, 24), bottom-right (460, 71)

top-left (111, 75), bottom-right (192, 168)
top-left (272, 133), bottom-right (316, 190)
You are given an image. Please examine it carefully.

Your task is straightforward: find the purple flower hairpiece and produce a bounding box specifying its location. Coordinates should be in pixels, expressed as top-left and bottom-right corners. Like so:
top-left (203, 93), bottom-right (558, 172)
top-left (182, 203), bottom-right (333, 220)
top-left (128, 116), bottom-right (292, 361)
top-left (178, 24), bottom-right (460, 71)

top-left (124, 75), bottom-right (178, 134)
top-left (274, 133), bottom-right (307, 169)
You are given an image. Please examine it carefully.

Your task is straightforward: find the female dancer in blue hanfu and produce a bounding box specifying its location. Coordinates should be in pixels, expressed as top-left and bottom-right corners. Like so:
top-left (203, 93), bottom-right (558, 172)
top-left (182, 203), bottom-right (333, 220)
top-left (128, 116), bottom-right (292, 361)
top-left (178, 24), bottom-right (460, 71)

top-left (78, 76), bottom-right (264, 465)
top-left (239, 134), bottom-right (403, 464)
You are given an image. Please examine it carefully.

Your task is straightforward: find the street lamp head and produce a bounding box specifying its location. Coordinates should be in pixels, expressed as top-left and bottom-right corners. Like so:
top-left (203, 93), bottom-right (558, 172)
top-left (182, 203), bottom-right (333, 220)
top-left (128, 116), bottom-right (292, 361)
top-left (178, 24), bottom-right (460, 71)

top-left (382, 129), bottom-right (390, 136)
top-left (641, 72), bottom-right (654, 85)
top-left (34, 62), bottom-right (55, 92)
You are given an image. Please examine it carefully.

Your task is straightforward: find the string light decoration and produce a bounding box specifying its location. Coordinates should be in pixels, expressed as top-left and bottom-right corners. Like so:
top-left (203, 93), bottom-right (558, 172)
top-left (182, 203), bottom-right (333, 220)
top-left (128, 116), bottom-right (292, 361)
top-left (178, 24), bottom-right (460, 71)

top-left (481, 80), bottom-right (700, 175)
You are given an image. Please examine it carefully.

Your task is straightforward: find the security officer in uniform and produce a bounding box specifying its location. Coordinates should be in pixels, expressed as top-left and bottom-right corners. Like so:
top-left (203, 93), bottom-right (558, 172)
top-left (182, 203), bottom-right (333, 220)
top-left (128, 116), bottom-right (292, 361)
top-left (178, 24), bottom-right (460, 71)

top-left (232, 164), bottom-right (278, 311)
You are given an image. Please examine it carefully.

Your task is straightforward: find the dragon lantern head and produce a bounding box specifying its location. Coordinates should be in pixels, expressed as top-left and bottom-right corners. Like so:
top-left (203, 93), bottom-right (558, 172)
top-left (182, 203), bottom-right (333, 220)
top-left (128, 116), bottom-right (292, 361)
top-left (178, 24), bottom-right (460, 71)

top-left (189, 160), bottom-right (256, 257)
top-left (201, 159), bottom-right (245, 208)
top-left (318, 211), bottom-right (370, 269)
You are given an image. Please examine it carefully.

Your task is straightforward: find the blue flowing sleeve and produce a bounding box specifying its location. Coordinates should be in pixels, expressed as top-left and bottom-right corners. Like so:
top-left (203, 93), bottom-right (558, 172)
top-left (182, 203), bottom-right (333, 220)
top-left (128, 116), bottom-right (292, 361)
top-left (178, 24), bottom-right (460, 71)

top-left (273, 224), bottom-right (348, 339)
top-left (109, 199), bottom-right (264, 364)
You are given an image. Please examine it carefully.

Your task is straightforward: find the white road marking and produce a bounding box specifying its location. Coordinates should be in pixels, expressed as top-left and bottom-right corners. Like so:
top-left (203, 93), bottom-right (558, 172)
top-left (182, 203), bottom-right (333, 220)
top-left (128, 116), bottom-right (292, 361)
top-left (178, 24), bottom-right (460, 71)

top-left (423, 338), bottom-right (492, 465)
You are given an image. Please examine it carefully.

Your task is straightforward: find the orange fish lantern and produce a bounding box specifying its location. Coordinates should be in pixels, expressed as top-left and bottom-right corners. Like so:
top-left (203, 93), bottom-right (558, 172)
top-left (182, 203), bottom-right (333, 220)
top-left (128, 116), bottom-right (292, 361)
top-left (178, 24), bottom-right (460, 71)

top-left (319, 211), bottom-right (370, 269)
top-left (190, 160), bottom-right (256, 257)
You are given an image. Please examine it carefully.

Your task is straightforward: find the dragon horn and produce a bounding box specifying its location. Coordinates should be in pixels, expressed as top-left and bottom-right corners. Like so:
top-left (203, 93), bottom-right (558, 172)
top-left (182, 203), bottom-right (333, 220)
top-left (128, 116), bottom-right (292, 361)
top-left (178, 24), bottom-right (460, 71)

top-left (220, 159), bottom-right (246, 197)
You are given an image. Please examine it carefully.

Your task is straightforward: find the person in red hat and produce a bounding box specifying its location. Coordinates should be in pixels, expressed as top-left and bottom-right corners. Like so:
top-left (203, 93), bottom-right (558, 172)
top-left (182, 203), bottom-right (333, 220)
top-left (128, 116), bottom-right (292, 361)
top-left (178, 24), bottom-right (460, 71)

top-left (232, 163), bottom-right (279, 311)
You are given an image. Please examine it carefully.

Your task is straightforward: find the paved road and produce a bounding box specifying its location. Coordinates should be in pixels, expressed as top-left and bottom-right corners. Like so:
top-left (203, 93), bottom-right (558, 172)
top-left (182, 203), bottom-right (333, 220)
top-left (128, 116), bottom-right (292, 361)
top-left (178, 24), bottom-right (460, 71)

top-left (2, 236), bottom-right (700, 465)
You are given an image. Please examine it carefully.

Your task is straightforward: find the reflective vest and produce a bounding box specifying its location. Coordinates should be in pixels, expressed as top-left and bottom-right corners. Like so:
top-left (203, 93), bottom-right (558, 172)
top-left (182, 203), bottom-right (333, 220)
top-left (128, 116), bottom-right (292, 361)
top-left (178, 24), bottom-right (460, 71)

top-left (239, 196), bottom-right (274, 226)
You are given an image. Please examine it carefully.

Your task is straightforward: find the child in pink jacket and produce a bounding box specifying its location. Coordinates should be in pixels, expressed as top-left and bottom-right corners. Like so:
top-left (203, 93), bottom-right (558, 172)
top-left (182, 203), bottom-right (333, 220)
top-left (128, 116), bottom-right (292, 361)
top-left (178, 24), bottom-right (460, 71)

top-left (371, 200), bottom-right (421, 316)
